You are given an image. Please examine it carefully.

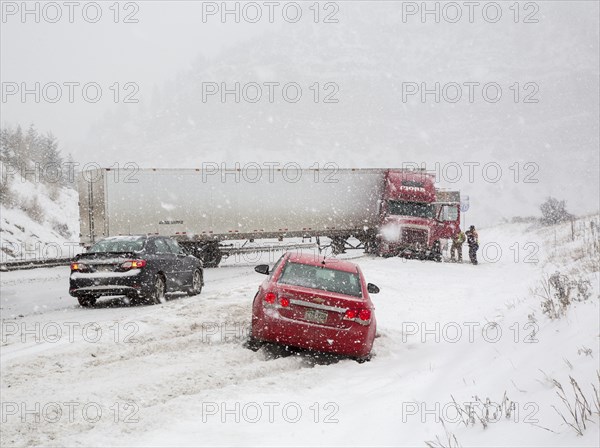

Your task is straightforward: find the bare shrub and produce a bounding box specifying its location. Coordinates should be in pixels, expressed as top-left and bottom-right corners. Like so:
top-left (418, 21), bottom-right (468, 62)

top-left (551, 373), bottom-right (600, 436)
top-left (21, 195), bottom-right (44, 223)
top-left (425, 421), bottom-right (461, 448)
top-left (540, 197), bottom-right (572, 226)
top-left (449, 392), bottom-right (517, 430)
top-left (48, 182), bottom-right (61, 202)
top-left (573, 278), bottom-right (592, 302)
top-left (0, 178), bottom-right (14, 207)
top-left (51, 220), bottom-right (71, 239)
top-left (535, 272), bottom-right (593, 319)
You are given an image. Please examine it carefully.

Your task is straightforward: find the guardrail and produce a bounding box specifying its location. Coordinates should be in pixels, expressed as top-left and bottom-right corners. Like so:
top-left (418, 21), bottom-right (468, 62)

top-left (0, 242), bottom-right (320, 272)
top-left (0, 257), bottom-right (73, 272)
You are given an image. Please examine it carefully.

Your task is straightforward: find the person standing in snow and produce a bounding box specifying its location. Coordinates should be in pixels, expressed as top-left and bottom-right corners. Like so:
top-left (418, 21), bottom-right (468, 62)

top-left (450, 228), bottom-right (465, 262)
top-left (465, 225), bottom-right (479, 265)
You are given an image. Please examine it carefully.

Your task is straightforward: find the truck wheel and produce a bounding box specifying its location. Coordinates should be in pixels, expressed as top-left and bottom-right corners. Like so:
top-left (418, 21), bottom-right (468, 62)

top-left (363, 239), bottom-right (378, 255)
top-left (149, 274), bottom-right (166, 304)
top-left (187, 269), bottom-right (203, 296)
top-left (78, 296), bottom-right (97, 307)
top-left (431, 240), bottom-right (442, 262)
top-left (331, 237), bottom-right (347, 255)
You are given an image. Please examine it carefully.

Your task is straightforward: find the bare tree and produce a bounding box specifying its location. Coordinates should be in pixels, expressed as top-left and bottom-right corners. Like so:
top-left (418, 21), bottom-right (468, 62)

top-left (540, 197), bottom-right (572, 225)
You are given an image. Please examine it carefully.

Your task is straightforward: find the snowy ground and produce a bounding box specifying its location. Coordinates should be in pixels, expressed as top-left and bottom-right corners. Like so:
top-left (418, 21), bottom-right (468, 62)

top-left (0, 220), bottom-right (598, 447)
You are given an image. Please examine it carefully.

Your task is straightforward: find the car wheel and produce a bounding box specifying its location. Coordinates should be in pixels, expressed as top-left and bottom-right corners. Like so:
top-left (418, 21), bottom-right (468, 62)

top-left (187, 269), bottom-right (203, 296)
top-left (150, 275), bottom-right (167, 304)
top-left (78, 296), bottom-right (96, 307)
top-left (244, 336), bottom-right (263, 352)
top-left (126, 293), bottom-right (143, 306)
top-left (355, 353), bottom-right (372, 363)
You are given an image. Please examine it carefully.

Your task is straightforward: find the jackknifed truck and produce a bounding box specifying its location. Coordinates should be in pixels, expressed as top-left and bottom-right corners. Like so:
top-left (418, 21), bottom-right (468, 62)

top-left (77, 167), bottom-right (461, 266)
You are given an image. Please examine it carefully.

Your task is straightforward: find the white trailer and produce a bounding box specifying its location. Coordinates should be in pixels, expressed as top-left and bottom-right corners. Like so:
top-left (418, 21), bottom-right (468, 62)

top-left (77, 168), bottom-right (386, 266)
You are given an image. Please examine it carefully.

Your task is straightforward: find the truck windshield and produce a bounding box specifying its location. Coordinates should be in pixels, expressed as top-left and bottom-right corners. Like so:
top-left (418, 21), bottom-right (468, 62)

top-left (278, 262), bottom-right (362, 297)
top-left (89, 237), bottom-right (145, 253)
top-left (388, 201), bottom-right (434, 218)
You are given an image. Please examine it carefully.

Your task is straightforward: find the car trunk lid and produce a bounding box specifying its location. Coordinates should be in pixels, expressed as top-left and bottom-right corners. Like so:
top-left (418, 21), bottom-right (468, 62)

top-left (274, 284), bottom-right (366, 329)
top-left (74, 252), bottom-right (135, 273)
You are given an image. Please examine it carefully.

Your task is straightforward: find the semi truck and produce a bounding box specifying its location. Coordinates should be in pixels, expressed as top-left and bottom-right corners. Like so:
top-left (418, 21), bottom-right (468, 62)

top-left (77, 167), bottom-right (460, 266)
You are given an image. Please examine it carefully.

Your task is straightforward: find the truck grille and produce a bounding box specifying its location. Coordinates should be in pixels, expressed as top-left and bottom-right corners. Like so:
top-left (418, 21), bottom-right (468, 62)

top-left (401, 228), bottom-right (428, 245)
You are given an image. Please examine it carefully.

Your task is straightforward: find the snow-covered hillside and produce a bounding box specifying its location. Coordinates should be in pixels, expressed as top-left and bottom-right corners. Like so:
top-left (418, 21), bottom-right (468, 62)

top-left (1, 217), bottom-right (598, 447)
top-left (0, 174), bottom-right (79, 263)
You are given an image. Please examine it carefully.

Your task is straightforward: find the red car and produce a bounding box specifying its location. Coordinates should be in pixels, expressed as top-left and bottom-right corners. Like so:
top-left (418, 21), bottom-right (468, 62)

top-left (249, 252), bottom-right (380, 361)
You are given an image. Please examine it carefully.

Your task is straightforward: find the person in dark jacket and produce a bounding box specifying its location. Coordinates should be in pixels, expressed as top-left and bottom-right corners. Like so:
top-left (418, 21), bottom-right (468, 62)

top-left (465, 225), bottom-right (479, 265)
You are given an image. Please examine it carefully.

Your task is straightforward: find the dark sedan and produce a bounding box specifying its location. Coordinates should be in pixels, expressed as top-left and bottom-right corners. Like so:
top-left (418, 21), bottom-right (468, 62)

top-left (69, 235), bottom-right (204, 307)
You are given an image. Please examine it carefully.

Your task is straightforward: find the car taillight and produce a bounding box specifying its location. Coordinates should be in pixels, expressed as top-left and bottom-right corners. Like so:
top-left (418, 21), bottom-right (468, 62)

top-left (345, 309), bottom-right (357, 319)
top-left (279, 297), bottom-right (290, 307)
top-left (345, 308), bottom-right (371, 323)
top-left (121, 259), bottom-right (147, 270)
top-left (265, 292), bottom-right (276, 304)
top-left (358, 309), bottom-right (371, 321)
top-left (70, 262), bottom-right (82, 271)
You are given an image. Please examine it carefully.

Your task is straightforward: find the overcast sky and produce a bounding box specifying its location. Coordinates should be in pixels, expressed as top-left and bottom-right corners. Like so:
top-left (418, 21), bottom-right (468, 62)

top-left (1, 2), bottom-right (272, 146)
top-left (2, 1), bottom-right (599, 225)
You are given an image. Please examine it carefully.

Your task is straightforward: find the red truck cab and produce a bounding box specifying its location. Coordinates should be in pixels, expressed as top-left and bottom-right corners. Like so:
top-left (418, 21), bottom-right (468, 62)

top-left (376, 170), bottom-right (460, 260)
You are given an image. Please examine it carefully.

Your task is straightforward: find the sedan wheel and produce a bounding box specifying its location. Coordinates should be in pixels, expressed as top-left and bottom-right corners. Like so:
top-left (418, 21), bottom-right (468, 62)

top-left (151, 275), bottom-right (167, 304)
top-left (244, 336), bottom-right (263, 352)
top-left (355, 354), bottom-right (372, 363)
top-left (77, 296), bottom-right (97, 307)
top-left (187, 269), bottom-right (203, 296)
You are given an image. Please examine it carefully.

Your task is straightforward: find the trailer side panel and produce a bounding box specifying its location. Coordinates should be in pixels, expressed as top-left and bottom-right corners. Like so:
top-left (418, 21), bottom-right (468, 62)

top-left (96, 168), bottom-right (384, 241)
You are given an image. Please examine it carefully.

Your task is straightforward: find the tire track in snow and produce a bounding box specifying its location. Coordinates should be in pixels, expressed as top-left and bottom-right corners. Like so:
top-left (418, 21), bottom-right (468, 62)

top-left (0, 280), bottom-right (316, 446)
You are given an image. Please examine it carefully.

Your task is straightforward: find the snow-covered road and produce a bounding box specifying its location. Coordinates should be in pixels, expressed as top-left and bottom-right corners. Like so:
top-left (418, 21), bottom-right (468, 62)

top-left (0, 261), bottom-right (258, 319)
top-left (1, 223), bottom-right (598, 447)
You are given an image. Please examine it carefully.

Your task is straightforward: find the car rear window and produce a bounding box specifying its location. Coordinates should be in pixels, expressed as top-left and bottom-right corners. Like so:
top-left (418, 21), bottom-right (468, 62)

top-left (277, 262), bottom-right (362, 297)
top-left (154, 238), bottom-right (171, 254)
top-left (166, 238), bottom-right (183, 254)
top-left (89, 237), bottom-right (145, 253)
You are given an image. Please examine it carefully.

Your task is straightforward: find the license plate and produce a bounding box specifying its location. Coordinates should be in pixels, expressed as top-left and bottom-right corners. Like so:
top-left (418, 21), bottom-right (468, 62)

top-left (305, 309), bottom-right (328, 324)
top-left (95, 265), bottom-right (114, 272)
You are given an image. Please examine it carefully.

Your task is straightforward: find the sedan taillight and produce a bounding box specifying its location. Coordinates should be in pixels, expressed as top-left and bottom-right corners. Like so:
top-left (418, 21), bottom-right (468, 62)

top-left (344, 308), bottom-right (371, 324)
top-left (120, 259), bottom-right (147, 270)
top-left (70, 262), bottom-right (84, 271)
top-left (264, 292), bottom-right (276, 304)
top-left (358, 309), bottom-right (371, 321)
top-left (345, 309), bottom-right (357, 319)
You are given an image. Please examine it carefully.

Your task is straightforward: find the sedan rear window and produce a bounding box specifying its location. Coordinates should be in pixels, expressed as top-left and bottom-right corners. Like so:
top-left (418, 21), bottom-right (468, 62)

top-left (278, 262), bottom-right (362, 297)
top-left (89, 237), bottom-right (145, 253)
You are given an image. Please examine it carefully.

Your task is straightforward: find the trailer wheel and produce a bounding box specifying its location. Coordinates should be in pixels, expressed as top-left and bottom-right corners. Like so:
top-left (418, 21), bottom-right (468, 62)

top-left (200, 243), bottom-right (223, 268)
top-left (331, 237), bottom-right (347, 255)
top-left (203, 252), bottom-right (222, 268)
